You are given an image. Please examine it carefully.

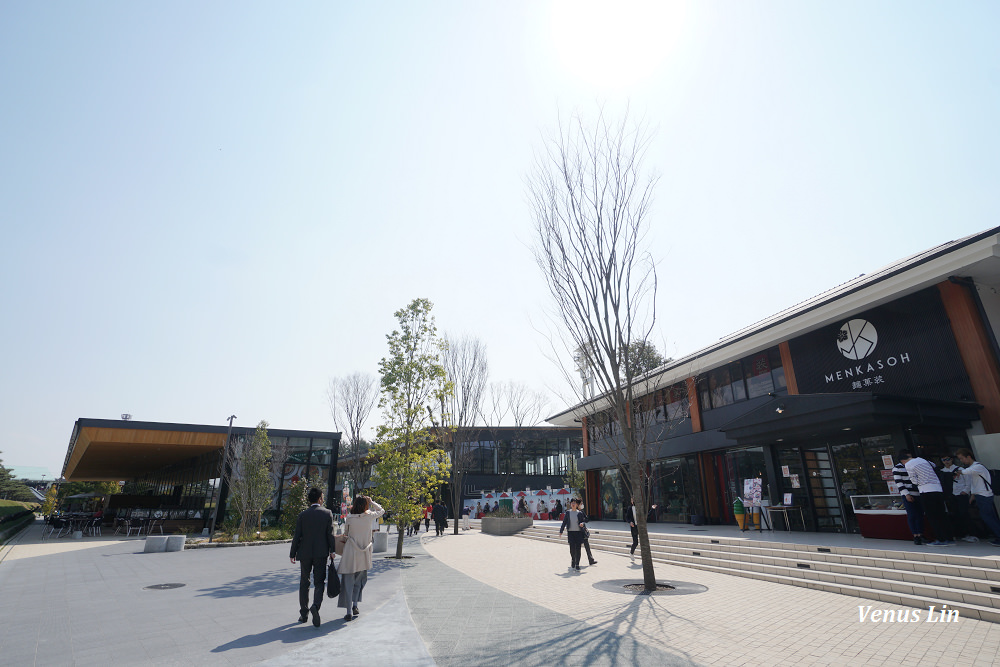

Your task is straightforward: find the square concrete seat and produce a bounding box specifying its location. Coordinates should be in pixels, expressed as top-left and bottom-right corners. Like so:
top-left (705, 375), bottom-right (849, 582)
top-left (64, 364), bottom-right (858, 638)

top-left (165, 535), bottom-right (186, 552)
top-left (144, 535), bottom-right (168, 553)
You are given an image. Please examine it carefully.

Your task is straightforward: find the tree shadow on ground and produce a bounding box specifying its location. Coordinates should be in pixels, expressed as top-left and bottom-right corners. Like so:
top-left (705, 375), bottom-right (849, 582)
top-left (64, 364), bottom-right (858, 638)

top-left (196, 568), bottom-right (298, 598)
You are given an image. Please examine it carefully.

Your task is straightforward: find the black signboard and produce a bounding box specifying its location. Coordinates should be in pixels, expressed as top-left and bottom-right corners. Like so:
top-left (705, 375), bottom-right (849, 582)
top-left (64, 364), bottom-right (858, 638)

top-left (788, 288), bottom-right (974, 401)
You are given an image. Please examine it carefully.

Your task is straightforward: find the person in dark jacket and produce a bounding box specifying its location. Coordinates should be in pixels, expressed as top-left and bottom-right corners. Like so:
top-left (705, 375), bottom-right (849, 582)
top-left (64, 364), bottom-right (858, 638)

top-left (432, 501), bottom-right (448, 536)
top-left (625, 499), bottom-right (639, 555)
top-left (559, 499), bottom-right (588, 571)
top-left (289, 487), bottom-right (336, 627)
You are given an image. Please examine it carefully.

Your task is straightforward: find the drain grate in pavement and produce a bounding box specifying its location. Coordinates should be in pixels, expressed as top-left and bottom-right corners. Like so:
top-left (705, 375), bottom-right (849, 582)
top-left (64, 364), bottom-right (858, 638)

top-left (144, 583), bottom-right (186, 590)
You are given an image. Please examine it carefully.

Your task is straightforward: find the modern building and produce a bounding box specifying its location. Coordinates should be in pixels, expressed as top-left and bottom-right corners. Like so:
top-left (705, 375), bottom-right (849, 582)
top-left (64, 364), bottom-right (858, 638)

top-left (62, 418), bottom-right (340, 531)
top-left (336, 425), bottom-right (583, 507)
top-left (547, 226), bottom-right (1000, 533)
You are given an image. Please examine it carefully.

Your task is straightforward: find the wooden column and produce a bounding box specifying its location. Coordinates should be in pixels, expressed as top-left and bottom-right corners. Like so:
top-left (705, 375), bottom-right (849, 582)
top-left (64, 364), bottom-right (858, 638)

top-left (686, 377), bottom-right (702, 432)
top-left (581, 416), bottom-right (589, 456)
top-left (778, 341), bottom-right (800, 395)
top-left (938, 280), bottom-right (1000, 433)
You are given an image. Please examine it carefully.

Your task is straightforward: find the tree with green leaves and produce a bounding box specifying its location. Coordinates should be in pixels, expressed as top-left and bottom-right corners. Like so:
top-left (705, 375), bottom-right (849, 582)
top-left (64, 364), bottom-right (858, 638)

top-left (279, 476), bottom-right (318, 538)
top-left (0, 451), bottom-right (34, 502)
top-left (564, 456), bottom-right (586, 498)
top-left (225, 420), bottom-right (274, 539)
top-left (40, 486), bottom-right (58, 515)
top-left (371, 298), bottom-right (453, 558)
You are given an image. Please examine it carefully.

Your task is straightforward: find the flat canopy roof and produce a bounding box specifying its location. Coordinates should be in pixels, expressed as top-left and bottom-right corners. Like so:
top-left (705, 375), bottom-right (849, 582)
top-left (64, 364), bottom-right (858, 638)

top-left (63, 418), bottom-right (340, 482)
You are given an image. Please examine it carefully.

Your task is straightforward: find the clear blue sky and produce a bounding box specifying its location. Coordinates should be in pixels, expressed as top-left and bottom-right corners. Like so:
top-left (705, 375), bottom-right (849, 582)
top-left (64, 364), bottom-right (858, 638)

top-left (2, 2), bottom-right (998, 477)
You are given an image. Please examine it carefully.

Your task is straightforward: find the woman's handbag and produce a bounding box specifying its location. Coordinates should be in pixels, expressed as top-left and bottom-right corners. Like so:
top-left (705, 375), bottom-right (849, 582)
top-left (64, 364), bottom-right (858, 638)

top-left (335, 533), bottom-right (348, 556)
top-left (326, 560), bottom-right (340, 598)
top-left (581, 525), bottom-right (590, 540)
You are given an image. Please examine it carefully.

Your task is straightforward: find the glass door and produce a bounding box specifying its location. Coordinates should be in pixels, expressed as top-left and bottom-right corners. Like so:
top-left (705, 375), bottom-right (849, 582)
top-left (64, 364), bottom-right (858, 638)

top-left (803, 446), bottom-right (844, 532)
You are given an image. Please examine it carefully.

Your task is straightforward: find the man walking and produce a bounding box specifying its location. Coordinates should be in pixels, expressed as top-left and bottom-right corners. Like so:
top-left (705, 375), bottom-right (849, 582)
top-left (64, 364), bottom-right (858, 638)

top-left (625, 499), bottom-right (639, 555)
top-left (955, 448), bottom-right (1000, 547)
top-left (289, 487), bottom-right (336, 627)
top-left (432, 500), bottom-right (448, 536)
top-left (900, 450), bottom-right (954, 546)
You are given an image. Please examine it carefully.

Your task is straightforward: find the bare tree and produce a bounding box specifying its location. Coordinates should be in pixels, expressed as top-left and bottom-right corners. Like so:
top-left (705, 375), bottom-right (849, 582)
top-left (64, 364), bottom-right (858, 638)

top-left (528, 107), bottom-right (663, 590)
top-left (438, 334), bottom-right (489, 533)
top-left (327, 372), bottom-right (379, 494)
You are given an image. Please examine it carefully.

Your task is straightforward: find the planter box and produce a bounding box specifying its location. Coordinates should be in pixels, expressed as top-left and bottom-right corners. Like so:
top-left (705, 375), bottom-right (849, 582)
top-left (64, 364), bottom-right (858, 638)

top-left (481, 517), bottom-right (533, 536)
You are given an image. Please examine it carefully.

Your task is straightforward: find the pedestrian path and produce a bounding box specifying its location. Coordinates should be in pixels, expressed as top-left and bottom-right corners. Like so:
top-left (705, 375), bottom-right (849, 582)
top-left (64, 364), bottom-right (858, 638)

top-left (3, 519), bottom-right (1000, 666)
top-left (422, 528), bottom-right (1000, 666)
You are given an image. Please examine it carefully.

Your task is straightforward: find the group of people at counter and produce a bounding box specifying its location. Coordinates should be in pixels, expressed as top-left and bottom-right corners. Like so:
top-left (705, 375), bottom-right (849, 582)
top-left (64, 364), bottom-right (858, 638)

top-left (892, 448), bottom-right (1000, 547)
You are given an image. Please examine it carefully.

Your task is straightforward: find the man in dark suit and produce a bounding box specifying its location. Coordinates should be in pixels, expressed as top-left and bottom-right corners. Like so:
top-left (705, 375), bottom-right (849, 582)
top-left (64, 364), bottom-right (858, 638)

top-left (289, 487), bottom-right (336, 627)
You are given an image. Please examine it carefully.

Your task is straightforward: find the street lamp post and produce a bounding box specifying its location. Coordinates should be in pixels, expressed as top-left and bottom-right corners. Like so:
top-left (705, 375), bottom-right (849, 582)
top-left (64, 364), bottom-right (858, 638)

top-left (208, 415), bottom-right (237, 543)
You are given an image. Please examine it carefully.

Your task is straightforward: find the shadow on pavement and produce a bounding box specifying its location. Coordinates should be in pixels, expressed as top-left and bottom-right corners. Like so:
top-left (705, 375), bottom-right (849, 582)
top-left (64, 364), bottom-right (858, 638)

top-left (211, 618), bottom-right (350, 653)
top-left (196, 568), bottom-right (298, 598)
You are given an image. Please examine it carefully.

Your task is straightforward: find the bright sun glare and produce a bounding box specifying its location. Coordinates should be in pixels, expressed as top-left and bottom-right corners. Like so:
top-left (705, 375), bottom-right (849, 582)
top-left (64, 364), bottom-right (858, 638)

top-left (549, 0), bottom-right (685, 92)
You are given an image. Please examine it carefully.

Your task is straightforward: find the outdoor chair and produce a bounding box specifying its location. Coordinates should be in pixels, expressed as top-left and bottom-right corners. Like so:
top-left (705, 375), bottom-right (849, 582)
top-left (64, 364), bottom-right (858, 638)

top-left (126, 518), bottom-right (145, 537)
top-left (147, 519), bottom-right (164, 535)
top-left (86, 516), bottom-right (102, 536)
top-left (113, 517), bottom-right (129, 535)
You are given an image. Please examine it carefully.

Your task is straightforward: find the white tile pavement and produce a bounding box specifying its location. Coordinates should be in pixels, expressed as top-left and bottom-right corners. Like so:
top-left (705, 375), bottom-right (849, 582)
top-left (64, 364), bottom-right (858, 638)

top-left (421, 530), bottom-right (1000, 667)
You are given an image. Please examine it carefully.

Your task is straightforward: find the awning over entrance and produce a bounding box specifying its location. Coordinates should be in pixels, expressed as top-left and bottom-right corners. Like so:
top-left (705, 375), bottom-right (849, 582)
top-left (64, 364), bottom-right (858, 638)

top-left (63, 419), bottom-right (229, 481)
top-left (719, 393), bottom-right (981, 446)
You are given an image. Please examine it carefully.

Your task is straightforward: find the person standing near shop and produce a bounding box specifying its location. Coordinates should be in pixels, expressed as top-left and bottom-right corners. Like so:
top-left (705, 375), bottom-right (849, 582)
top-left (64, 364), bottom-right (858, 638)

top-left (423, 503), bottom-right (432, 533)
top-left (338, 494), bottom-right (385, 621)
top-left (940, 455), bottom-right (978, 542)
top-left (901, 450), bottom-right (954, 546)
top-left (893, 459), bottom-right (925, 545)
top-left (954, 448), bottom-right (1000, 547)
top-left (462, 503), bottom-right (472, 530)
top-left (289, 487), bottom-right (336, 627)
top-left (625, 499), bottom-right (639, 555)
top-left (559, 498), bottom-right (587, 571)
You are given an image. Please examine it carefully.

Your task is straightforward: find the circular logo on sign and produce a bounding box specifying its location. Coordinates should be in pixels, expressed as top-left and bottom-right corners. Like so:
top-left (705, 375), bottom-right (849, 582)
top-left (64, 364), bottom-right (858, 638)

top-left (837, 319), bottom-right (878, 360)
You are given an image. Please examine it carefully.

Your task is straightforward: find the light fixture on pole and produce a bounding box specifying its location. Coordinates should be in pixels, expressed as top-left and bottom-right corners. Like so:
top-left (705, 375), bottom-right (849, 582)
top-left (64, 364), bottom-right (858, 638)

top-left (208, 415), bottom-right (237, 543)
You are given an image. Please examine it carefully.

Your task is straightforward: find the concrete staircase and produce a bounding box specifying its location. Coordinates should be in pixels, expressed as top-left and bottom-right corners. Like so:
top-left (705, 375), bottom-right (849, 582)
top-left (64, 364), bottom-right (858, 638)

top-left (518, 524), bottom-right (1000, 623)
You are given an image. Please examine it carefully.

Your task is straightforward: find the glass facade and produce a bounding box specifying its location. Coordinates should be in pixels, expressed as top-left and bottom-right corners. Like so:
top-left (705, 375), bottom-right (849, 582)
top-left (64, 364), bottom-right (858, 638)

top-left (698, 347), bottom-right (786, 411)
top-left (465, 431), bottom-right (583, 477)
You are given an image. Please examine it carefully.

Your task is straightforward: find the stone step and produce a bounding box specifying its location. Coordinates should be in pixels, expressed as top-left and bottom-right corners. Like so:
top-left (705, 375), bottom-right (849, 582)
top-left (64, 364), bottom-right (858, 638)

top-left (518, 526), bottom-right (1000, 623)
top-left (522, 525), bottom-right (1000, 572)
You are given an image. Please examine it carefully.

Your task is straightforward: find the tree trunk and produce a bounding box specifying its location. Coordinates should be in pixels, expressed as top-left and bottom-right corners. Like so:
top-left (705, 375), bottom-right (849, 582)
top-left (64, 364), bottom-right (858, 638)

top-left (628, 438), bottom-right (657, 590)
top-left (395, 525), bottom-right (405, 558)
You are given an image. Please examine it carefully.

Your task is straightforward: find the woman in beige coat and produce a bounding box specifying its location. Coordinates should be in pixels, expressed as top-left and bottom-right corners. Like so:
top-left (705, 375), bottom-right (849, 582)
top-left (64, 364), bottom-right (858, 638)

top-left (338, 495), bottom-right (384, 621)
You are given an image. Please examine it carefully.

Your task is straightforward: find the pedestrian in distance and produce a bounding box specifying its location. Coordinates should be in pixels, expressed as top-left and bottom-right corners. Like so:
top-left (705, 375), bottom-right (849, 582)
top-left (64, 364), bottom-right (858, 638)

top-left (900, 450), bottom-right (954, 545)
top-left (579, 501), bottom-right (597, 565)
top-left (893, 458), bottom-right (925, 545)
top-left (954, 448), bottom-right (1000, 546)
top-left (940, 455), bottom-right (978, 542)
top-left (432, 500), bottom-right (448, 536)
top-left (289, 487), bottom-right (336, 627)
top-left (338, 494), bottom-right (385, 621)
top-left (625, 498), bottom-right (639, 555)
top-left (462, 504), bottom-right (472, 530)
top-left (559, 498), bottom-right (588, 571)
top-left (424, 504), bottom-right (432, 532)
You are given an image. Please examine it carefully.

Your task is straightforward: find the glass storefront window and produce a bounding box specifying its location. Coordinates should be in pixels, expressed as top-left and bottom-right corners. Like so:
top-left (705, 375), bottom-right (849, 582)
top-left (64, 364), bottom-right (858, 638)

top-left (599, 468), bottom-right (623, 520)
top-left (648, 454), bottom-right (702, 522)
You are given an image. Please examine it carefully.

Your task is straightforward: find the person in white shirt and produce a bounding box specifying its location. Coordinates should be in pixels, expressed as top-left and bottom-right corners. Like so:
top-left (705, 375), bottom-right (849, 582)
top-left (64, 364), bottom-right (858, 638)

top-left (939, 455), bottom-right (977, 542)
top-left (900, 450), bottom-right (954, 546)
top-left (955, 448), bottom-right (1000, 547)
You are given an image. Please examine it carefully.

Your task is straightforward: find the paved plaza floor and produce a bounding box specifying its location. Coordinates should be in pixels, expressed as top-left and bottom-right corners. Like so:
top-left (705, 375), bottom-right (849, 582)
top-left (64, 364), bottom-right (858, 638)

top-left (2, 519), bottom-right (999, 666)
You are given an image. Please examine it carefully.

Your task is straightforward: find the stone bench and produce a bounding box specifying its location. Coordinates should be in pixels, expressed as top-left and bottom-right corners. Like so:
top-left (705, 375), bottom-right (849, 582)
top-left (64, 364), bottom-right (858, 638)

top-left (144, 535), bottom-right (186, 552)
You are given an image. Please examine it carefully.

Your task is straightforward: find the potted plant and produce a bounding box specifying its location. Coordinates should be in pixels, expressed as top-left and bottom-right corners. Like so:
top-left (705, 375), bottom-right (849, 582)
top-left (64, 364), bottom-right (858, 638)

top-left (481, 506), bottom-right (533, 535)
